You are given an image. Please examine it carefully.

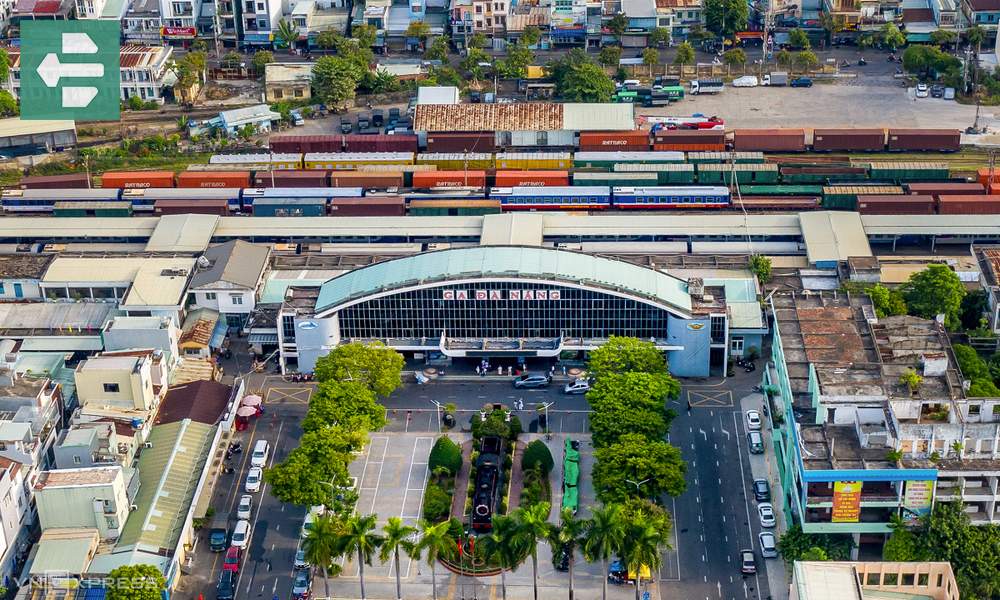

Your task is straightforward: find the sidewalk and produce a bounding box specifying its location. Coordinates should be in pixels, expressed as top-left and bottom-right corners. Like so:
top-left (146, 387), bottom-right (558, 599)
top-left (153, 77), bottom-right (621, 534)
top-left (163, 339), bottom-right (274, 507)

top-left (739, 392), bottom-right (790, 600)
top-left (450, 439), bottom-right (474, 519)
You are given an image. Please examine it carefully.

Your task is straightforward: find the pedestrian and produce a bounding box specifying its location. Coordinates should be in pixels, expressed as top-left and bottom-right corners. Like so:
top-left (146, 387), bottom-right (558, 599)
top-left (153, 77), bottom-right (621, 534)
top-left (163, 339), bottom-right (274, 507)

top-left (475, 365), bottom-right (480, 376)
top-left (497, 365), bottom-right (502, 376)
top-left (550, 365), bottom-right (555, 377)
top-left (562, 365), bottom-right (567, 376)
top-left (480, 365), bottom-right (485, 377)
top-left (507, 365), bottom-right (512, 377)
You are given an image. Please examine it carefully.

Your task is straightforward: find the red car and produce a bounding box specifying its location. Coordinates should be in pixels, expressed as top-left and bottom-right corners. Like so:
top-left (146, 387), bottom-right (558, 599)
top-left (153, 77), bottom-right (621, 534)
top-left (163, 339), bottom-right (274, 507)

top-left (223, 546), bottom-right (242, 573)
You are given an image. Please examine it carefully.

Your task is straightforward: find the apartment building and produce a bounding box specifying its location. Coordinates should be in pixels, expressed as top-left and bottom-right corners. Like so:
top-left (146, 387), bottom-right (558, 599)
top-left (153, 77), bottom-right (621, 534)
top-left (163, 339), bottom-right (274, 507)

top-left (74, 350), bottom-right (168, 422)
top-left (123, 0), bottom-right (164, 44)
top-left (34, 467), bottom-right (134, 540)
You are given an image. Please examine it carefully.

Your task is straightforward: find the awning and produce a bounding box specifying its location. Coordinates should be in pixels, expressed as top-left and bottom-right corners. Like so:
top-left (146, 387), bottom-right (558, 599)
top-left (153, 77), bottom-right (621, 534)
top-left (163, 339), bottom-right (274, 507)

top-left (209, 319), bottom-right (228, 350)
top-left (21, 337), bottom-right (102, 352)
top-left (248, 333), bottom-right (278, 344)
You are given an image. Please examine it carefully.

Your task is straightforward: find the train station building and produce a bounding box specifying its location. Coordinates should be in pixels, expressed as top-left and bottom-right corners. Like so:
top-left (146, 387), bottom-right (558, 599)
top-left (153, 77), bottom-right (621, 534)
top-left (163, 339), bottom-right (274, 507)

top-left (276, 246), bottom-right (767, 377)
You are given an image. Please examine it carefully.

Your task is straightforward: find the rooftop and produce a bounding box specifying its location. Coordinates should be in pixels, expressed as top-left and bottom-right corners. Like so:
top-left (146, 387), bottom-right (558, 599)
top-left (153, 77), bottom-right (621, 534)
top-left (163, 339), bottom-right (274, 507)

top-left (190, 240), bottom-right (270, 290)
top-left (42, 256), bottom-right (192, 285)
top-left (413, 103), bottom-right (635, 132)
top-left (122, 259), bottom-right (196, 308)
top-left (800, 211), bottom-right (872, 265)
top-left (12, 0), bottom-right (73, 16)
top-left (792, 562), bottom-right (959, 600)
top-left (8, 45), bottom-right (169, 70)
top-left (0, 302), bottom-right (113, 336)
top-left (179, 308), bottom-right (219, 347)
top-left (144, 214), bottom-right (219, 252)
top-left (155, 380), bottom-right (232, 426)
top-left (264, 63), bottom-right (313, 85)
top-left (0, 118), bottom-right (74, 139)
top-left (0, 254), bottom-right (54, 280)
top-left (34, 466), bottom-right (120, 489)
top-left (27, 528), bottom-right (100, 577)
top-left (219, 104), bottom-right (282, 128)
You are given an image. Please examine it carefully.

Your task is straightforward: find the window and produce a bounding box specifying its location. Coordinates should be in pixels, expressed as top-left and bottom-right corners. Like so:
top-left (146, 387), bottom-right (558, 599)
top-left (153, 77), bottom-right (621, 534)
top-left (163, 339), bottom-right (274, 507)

top-left (293, 89), bottom-right (303, 97)
top-left (205, 292), bottom-right (217, 300)
top-left (230, 294), bottom-right (244, 305)
top-left (0, 283), bottom-right (5, 295)
top-left (866, 573), bottom-right (880, 586)
top-left (72, 455), bottom-right (82, 465)
top-left (901, 573), bottom-right (915, 586)
top-left (969, 404), bottom-right (981, 416)
top-left (918, 574), bottom-right (929, 586)
top-left (710, 315), bottom-right (726, 344)
top-left (731, 336), bottom-right (744, 355)
top-left (103, 383), bottom-right (120, 393)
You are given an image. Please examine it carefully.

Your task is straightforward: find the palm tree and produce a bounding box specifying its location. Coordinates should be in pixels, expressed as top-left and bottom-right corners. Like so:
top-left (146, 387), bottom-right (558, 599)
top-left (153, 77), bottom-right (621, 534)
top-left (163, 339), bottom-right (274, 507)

top-left (379, 517), bottom-right (417, 600)
top-left (275, 18), bottom-right (300, 53)
top-left (622, 514), bottom-right (669, 600)
top-left (413, 519), bottom-right (456, 600)
top-left (301, 513), bottom-right (341, 599)
top-left (549, 508), bottom-right (587, 600)
top-left (480, 515), bottom-right (528, 600)
top-left (512, 502), bottom-right (551, 600)
top-left (583, 504), bottom-right (625, 600)
top-left (337, 513), bottom-right (384, 600)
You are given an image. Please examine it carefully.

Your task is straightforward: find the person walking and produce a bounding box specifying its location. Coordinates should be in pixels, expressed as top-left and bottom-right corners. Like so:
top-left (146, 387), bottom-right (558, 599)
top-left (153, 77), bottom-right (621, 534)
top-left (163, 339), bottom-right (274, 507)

top-left (475, 365), bottom-right (481, 376)
top-left (507, 365), bottom-right (512, 377)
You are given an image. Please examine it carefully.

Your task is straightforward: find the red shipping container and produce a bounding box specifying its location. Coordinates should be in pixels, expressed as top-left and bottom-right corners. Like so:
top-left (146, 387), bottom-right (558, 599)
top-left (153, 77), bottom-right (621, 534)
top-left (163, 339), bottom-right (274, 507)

top-left (578, 131), bottom-right (650, 151)
top-left (494, 171), bottom-right (569, 187)
top-left (328, 172), bottom-right (404, 188)
top-left (812, 129), bottom-right (886, 152)
top-left (329, 196), bottom-right (406, 216)
top-left (425, 132), bottom-right (496, 153)
top-left (857, 194), bottom-right (936, 215)
top-left (653, 130), bottom-right (726, 145)
top-left (19, 173), bottom-right (92, 189)
top-left (269, 135), bottom-right (343, 153)
top-left (101, 171), bottom-right (175, 189)
top-left (977, 167), bottom-right (1000, 186)
top-left (177, 171), bottom-right (251, 188)
top-left (412, 170), bottom-right (487, 188)
top-left (938, 195), bottom-right (1000, 214)
top-left (887, 129), bottom-right (961, 152)
top-left (733, 129), bottom-right (806, 152)
top-left (653, 143), bottom-right (726, 152)
top-left (344, 134), bottom-right (419, 153)
top-left (989, 183), bottom-right (1000, 196)
top-left (253, 170), bottom-right (329, 187)
top-left (906, 182), bottom-right (984, 196)
top-left (154, 199), bottom-right (230, 216)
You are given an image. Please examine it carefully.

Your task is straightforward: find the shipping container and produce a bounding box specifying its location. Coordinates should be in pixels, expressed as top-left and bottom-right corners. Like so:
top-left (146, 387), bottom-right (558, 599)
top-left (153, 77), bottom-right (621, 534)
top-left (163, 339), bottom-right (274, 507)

top-left (502, 130), bottom-right (575, 149)
top-left (177, 171), bottom-right (251, 188)
top-left (887, 129), bottom-right (961, 152)
top-left (822, 185), bottom-right (904, 210)
top-left (686, 151), bottom-right (765, 164)
top-left (407, 199), bottom-right (501, 216)
top-left (938, 195), bottom-right (1000, 214)
top-left (357, 163), bottom-right (437, 187)
top-left (572, 172), bottom-right (660, 187)
top-left (779, 166), bottom-right (869, 184)
top-left (652, 130), bottom-right (726, 152)
top-left (425, 132), bottom-right (497, 153)
top-left (253, 170), bottom-right (330, 188)
top-left (578, 131), bottom-right (651, 152)
top-left (343, 134), bottom-right (419, 153)
top-left (416, 153), bottom-right (495, 170)
top-left (906, 182), bottom-right (985, 195)
top-left (328, 171), bottom-right (404, 189)
top-left (53, 200), bottom-right (132, 217)
top-left (494, 152), bottom-right (572, 170)
top-left (154, 199), bottom-right (231, 216)
top-left (329, 196), bottom-right (406, 216)
top-left (612, 163), bottom-right (696, 184)
top-left (861, 161), bottom-right (950, 182)
top-left (412, 170), bottom-right (487, 188)
top-left (122, 187), bottom-right (243, 212)
top-left (977, 167), bottom-right (999, 186)
top-left (100, 170), bottom-right (176, 189)
top-left (812, 128), bottom-right (886, 152)
top-left (697, 163), bottom-right (780, 184)
top-left (494, 171), bottom-right (570, 187)
top-left (19, 173), bottom-right (91, 189)
top-left (990, 183), bottom-right (1000, 196)
top-left (304, 152), bottom-right (414, 170)
top-left (210, 153), bottom-right (303, 169)
top-left (856, 194), bottom-right (936, 215)
top-left (252, 198), bottom-right (328, 217)
top-left (734, 196), bottom-right (821, 211)
top-left (739, 185), bottom-right (825, 196)
top-left (269, 135), bottom-right (344, 153)
top-left (573, 151), bottom-right (685, 170)
top-left (733, 129), bottom-right (806, 152)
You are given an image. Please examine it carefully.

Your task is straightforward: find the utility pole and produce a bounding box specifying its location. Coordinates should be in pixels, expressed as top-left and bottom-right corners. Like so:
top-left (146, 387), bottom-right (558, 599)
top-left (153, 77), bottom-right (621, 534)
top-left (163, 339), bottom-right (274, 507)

top-left (759, 0), bottom-right (772, 80)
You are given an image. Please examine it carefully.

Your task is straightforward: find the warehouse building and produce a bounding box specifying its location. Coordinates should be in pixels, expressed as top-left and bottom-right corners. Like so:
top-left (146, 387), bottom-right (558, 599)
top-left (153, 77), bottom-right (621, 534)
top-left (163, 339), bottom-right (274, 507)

top-left (0, 119), bottom-right (76, 157)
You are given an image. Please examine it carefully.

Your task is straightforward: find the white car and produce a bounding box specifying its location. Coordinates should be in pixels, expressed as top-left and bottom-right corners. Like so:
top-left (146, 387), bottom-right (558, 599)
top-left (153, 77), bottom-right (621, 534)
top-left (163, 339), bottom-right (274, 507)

top-left (231, 519), bottom-right (250, 548)
top-left (915, 83), bottom-right (929, 98)
top-left (237, 494), bottom-right (252, 520)
top-left (563, 379), bottom-right (591, 395)
top-left (245, 467), bottom-right (263, 493)
top-left (759, 531), bottom-right (778, 558)
top-left (732, 75), bottom-right (759, 88)
top-left (745, 410), bottom-right (762, 431)
top-left (758, 502), bottom-right (776, 528)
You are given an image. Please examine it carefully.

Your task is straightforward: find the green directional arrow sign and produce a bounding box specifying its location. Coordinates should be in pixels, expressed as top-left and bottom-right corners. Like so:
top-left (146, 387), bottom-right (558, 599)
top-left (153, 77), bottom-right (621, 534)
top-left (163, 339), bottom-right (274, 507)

top-left (20, 21), bottom-right (121, 121)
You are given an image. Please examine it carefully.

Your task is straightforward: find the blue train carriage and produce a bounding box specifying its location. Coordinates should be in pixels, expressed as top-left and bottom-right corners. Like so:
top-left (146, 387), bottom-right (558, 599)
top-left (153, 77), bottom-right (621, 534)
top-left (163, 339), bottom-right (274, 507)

top-left (611, 186), bottom-right (731, 209)
top-left (490, 186), bottom-right (612, 211)
top-left (121, 188), bottom-right (244, 212)
top-left (1, 188), bottom-right (123, 213)
top-left (240, 186), bottom-right (364, 213)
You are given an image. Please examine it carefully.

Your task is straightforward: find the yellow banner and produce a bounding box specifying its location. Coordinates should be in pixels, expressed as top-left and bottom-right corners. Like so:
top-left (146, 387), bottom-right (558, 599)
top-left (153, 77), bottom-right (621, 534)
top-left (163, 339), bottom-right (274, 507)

top-left (832, 481), bottom-right (862, 523)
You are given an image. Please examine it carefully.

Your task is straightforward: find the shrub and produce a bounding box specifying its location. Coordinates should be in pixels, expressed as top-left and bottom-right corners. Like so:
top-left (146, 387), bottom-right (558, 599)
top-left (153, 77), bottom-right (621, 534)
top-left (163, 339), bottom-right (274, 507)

top-left (508, 415), bottom-right (523, 439)
top-left (428, 435), bottom-right (462, 476)
top-left (422, 483), bottom-right (451, 522)
top-left (522, 439), bottom-right (555, 474)
top-left (502, 454), bottom-right (513, 470)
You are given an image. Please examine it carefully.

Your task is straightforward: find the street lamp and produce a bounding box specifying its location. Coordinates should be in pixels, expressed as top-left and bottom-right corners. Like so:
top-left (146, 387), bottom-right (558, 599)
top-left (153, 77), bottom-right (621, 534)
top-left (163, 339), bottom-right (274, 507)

top-left (626, 478), bottom-right (651, 494)
top-left (429, 399), bottom-right (444, 433)
top-left (538, 401), bottom-right (554, 434)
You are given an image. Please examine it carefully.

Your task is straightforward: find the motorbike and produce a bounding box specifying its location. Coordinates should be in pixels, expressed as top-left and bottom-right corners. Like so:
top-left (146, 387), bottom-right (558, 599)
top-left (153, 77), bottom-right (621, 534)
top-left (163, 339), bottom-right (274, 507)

top-left (858, 57), bottom-right (867, 66)
top-left (887, 54), bottom-right (896, 62)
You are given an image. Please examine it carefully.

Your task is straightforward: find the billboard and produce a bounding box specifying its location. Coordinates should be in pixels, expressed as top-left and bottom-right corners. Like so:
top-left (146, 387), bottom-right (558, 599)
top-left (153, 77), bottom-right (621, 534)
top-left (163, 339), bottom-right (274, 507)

top-left (902, 480), bottom-right (934, 523)
top-left (831, 481), bottom-right (862, 523)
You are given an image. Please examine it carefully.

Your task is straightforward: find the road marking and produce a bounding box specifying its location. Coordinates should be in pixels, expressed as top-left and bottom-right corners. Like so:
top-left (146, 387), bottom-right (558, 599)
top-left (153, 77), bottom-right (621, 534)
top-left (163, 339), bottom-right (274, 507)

top-left (367, 437), bottom-right (389, 515)
top-left (688, 390), bottom-right (733, 408)
top-left (718, 478), bottom-right (722, 485)
top-left (721, 495), bottom-right (725, 504)
top-left (702, 555), bottom-right (706, 562)
top-left (695, 496), bottom-right (700, 504)
top-left (721, 427), bottom-right (730, 440)
top-left (695, 478), bottom-right (699, 485)
top-left (734, 411), bottom-right (763, 598)
top-left (718, 581), bottom-right (723, 597)
top-left (699, 428), bottom-right (707, 441)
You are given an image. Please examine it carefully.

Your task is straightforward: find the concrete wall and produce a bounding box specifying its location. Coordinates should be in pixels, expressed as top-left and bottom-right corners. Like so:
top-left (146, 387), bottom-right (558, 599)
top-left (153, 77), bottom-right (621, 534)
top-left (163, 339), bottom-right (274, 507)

top-left (76, 359), bottom-right (154, 411)
top-left (102, 322), bottom-right (180, 365)
top-left (0, 279), bottom-right (42, 301)
top-left (666, 315), bottom-right (710, 377)
top-left (293, 314), bottom-right (339, 373)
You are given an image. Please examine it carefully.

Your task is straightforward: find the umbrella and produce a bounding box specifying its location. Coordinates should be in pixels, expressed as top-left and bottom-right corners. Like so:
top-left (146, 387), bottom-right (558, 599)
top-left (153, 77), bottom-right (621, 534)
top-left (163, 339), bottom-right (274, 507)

top-left (241, 395), bottom-right (262, 407)
top-left (236, 406), bottom-right (258, 417)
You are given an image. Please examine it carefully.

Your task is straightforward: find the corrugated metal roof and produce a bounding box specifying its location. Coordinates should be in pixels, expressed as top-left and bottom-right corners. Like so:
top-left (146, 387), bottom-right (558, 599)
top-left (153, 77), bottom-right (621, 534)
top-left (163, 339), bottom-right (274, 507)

top-left (800, 211), bottom-right (872, 264)
top-left (481, 213), bottom-right (544, 246)
top-left (145, 214), bottom-right (219, 252)
top-left (0, 117), bottom-right (75, 139)
top-left (213, 216), bottom-right (484, 238)
top-left (415, 104), bottom-right (564, 132)
top-left (562, 104), bottom-right (635, 131)
top-left (316, 246), bottom-right (692, 315)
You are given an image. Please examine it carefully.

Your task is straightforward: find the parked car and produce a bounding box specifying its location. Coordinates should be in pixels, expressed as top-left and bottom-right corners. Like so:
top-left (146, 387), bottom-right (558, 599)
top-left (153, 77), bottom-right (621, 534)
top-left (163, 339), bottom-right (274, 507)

top-left (251, 440), bottom-right (270, 468)
top-left (732, 75), bottom-right (759, 88)
top-left (790, 77), bottom-right (813, 87)
top-left (222, 546), bottom-right (242, 573)
top-left (563, 379), bottom-right (591, 394)
top-left (358, 113), bottom-right (371, 129)
top-left (931, 84), bottom-right (945, 98)
top-left (916, 83), bottom-right (929, 98)
top-left (294, 547), bottom-right (310, 570)
top-left (752, 479), bottom-right (771, 502)
top-left (513, 373), bottom-right (552, 389)
top-left (759, 531), bottom-right (778, 558)
top-left (290, 110), bottom-right (304, 126)
top-left (372, 109), bottom-right (384, 127)
top-left (237, 494), bottom-right (252, 520)
top-left (758, 503), bottom-right (776, 528)
top-left (292, 569), bottom-right (312, 600)
top-left (747, 430), bottom-right (765, 454)
top-left (340, 119), bottom-right (353, 134)
top-left (944, 87), bottom-right (956, 100)
top-left (245, 467), bottom-right (262, 492)
top-left (216, 570), bottom-right (236, 600)
top-left (745, 410), bottom-right (762, 431)
top-left (209, 527), bottom-right (228, 552)
top-left (740, 549), bottom-right (757, 574)
top-left (231, 519), bottom-right (250, 548)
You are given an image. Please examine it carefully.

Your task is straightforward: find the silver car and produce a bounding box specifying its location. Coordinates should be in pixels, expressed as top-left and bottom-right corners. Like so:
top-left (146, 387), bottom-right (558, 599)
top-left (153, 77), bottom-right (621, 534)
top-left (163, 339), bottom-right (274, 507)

top-left (759, 531), bottom-right (778, 558)
top-left (563, 379), bottom-right (590, 394)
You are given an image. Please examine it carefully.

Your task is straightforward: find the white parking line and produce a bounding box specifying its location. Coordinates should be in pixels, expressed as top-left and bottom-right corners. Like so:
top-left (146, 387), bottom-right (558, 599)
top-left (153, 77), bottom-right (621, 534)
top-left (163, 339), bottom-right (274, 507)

top-left (733, 412), bottom-right (763, 597)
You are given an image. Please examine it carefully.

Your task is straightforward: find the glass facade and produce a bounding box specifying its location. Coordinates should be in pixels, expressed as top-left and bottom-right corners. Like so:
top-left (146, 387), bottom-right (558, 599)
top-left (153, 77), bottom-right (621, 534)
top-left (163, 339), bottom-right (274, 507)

top-left (336, 281), bottom-right (677, 342)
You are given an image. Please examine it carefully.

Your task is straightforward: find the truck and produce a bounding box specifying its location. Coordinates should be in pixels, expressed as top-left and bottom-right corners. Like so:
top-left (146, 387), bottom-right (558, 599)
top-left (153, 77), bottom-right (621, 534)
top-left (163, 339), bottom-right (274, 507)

top-left (689, 79), bottom-right (724, 95)
top-left (763, 71), bottom-right (788, 86)
top-left (209, 515), bottom-right (229, 552)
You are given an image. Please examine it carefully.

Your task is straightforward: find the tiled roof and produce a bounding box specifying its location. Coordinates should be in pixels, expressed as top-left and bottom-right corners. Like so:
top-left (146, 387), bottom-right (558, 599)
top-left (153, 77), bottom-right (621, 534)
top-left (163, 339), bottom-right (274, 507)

top-left (414, 103), bottom-right (564, 132)
top-left (7, 45), bottom-right (168, 69)
top-left (155, 380), bottom-right (231, 426)
top-left (966, 0), bottom-right (1000, 10)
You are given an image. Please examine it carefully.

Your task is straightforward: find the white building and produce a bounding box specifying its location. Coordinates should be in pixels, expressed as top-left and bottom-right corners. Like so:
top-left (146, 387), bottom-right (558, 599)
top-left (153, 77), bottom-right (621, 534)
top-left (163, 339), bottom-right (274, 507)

top-left (122, 0), bottom-right (164, 44)
top-left (238, 0), bottom-right (283, 48)
top-left (34, 467), bottom-right (133, 540)
top-left (188, 241), bottom-right (271, 329)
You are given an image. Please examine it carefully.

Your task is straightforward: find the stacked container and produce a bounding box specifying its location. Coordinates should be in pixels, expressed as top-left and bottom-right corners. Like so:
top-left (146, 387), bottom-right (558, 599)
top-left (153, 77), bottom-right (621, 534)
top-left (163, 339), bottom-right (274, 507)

top-left (177, 171), bottom-right (251, 188)
top-left (101, 171), bottom-right (175, 188)
top-left (578, 131), bottom-right (651, 152)
top-left (887, 129), bottom-right (961, 152)
top-left (733, 129), bottom-right (807, 152)
top-left (652, 130), bottom-right (726, 152)
top-left (812, 129), bottom-right (886, 152)
top-left (856, 194), bottom-right (936, 214)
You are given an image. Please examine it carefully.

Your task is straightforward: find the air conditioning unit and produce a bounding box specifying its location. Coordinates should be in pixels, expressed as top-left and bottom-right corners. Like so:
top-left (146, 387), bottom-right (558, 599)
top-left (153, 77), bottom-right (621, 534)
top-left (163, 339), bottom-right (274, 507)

top-left (143, 442), bottom-right (153, 449)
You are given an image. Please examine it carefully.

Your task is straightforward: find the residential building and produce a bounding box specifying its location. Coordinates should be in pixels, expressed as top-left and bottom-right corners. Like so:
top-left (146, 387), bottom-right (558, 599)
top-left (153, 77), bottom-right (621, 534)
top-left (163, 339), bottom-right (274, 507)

top-left (621, 0), bottom-right (656, 46)
top-left (102, 316), bottom-right (182, 367)
top-left (0, 255), bottom-right (53, 302)
top-left (214, 105), bottom-right (283, 135)
top-left (264, 63), bottom-right (313, 102)
top-left (215, 0), bottom-right (239, 46)
top-left (962, 0), bottom-right (1000, 32)
top-left (0, 457), bottom-right (30, 584)
top-left (75, 351), bottom-right (167, 416)
top-left (179, 308), bottom-right (226, 358)
top-left (0, 303), bottom-right (114, 354)
top-left (416, 85), bottom-right (461, 105)
top-left (74, 0), bottom-right (128, 19)
top-left (34, 467), bottom-right (134, 539)
top-left (188, 241), bottom-right (270, 329)
top-left (373, 0), bottom-right (448, 50)
top-left (159, 0), bottom-right (202, 40)
top-left (655, 0), bottom-right (701, 38)
top-left (976, 246), bottom-right (1000, 333)
top-left (790, 561), bottom-right (960, 600)
top-left (9, 0), bottom-right (73, 36)
top-left (289, 0), bottom-right (349, 49)
top-left (53, 422), bottom-right (134, 470)
top-left (237, 0), bottom-right (283, 48)
top-left (122, 0), bottom-right (164, 44)
top-left (22, 528), bottom-right (100, 583)
top-left (505, 7), bottom-right (551, 47)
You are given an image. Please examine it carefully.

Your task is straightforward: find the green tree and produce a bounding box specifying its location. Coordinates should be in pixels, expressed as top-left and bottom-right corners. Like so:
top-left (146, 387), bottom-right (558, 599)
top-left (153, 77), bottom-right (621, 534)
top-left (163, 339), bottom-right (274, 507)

top-left (930, 29), bottom-right (958, 47)
top-left (522, 439), bottom-right (555, 474)
top-left (561, 62), bottom-right (616, 101)
top-left (337, 513), bottom-right (384, 600)
top-left (0, 48), bottom-right (11, 84)
top-left (461, 47), bottom-right (491, 81)
top-left (317, 29), bottom-right (340, 50)
top-left (966, 25), bottom-right (986, 52)
top-left (421, 483), bottom-right (451, 522)
top-left (184, 50), bottom-right (208, 82)
top-left (266, 426), bottom-right (365, 507)
top-left (0, 91), bottom-right (19, 117)
top-left (607, 13), bottom-right (628, 36)
top-left (521, 26), bottom-right (542, 48)
top-left (301, 380), bottom-right (387, 433)
top-left (620, 497), bottom-right (673, 540)
top-left (902, 264), bottom-right (966, 329)
top-left (302, 513), bottom-right (342, 598)
top-left (593, 433), bottom-right (687, 502)
top-left (649, 27), bottom-right (671, 47)
top-left (723, 48), bottom-right (747, 67)
top-left (598, 45), bottom-right (623, 68)
top-left (883, 515), bottom-right (927, 562)
top-left (777, 524), bottom-right (853, 562)
top-left (960, 289), bottom-right (989, 331)
top-left (413, 520), bottom-right (457, 600)
top-left (776, 49), bottom-right (793, 67)
top-left (588, 336), bottom-right (669, 380)
top-left (406, 21), bottom-right (432, 49)
top-left (499, 43), bottom-right (534, 79)
top-left (642, 47), bottom-right (659, 76)
top-left (481, 515), bottom-right (528, 600)
top-left (424, 65), bottom-right (463, 88)
top-left (881, 22), bottom-right (905, 51)
top-left (819, 12), bottom-right (847, 44)
top-left (468, 32), bottom-right (488, 49)
top-left (800, 546), bottom-right (829, 561)
top-left (704, 0), bottom-right (748, 36)
top-left (428, 435), bottom-right (463, 476)
top-left (379, 517), bottom-right (417, 600)
top-left (252, 50), bottom-right (274, 75)
top-left (548, 48), bottom-right (591, 91)
top-left (673, 41), bottom-right (695, 65)
top-left (313, 341), bottom-right (404, 396)
top-left (794, 50), bottom-right (819, 72)
top-left (622, 511), bottom-right (669, 600)
top-left (916, 502), bottom-right (1000, 598)
top-left (353, 24), bottom-right (378, 47)
top-left (587, 372), bottom-right (679, 447)
top-left (748, 254), bottom-right (771, 284)
top-left (106, 565), bottom-right (166, 600)
top-left (583, 504), bottom-right (626, 600)
top-left (868, 284), bottom-right (908, 318)
top-left (548, 508), bottom-right (587, 600)
top-left (425, 36), bottom-right (450, 61)
top-left (788, 28), bottom-right (810, 49)
top-left (513, 503), bottom-right (552, 600)
top-left (276, 18), bottom-right (300, 52)
top-left (311, 56), bottom-right (361, 109)
top-left (221, 50), bottom-right (241, 69)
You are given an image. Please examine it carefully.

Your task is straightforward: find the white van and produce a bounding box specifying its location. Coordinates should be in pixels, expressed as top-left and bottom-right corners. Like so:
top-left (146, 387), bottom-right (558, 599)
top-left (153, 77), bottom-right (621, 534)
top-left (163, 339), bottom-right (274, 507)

top-left (250, 440), bottom-right (270, 468)
top-left (231, 519), bottom-right (250, 548)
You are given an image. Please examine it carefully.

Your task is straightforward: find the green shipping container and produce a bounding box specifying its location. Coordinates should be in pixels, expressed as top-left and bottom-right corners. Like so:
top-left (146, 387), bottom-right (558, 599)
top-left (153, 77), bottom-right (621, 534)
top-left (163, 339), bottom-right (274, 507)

top-left (821, 185), bottom-right (904, 210)
top-left (862, 161), bottom-right (951, 182)
top-left (696, 163), bottom-right (779, 184)
top-left (686, 151), bottom-right (765, 164)
top-left (573, 151), bottom-right (685, 170)
top-left (53, 201), bottom-right (133, 217)
top-left (740, 185), bottom-right (825, 196)
top-left (780, 171), bottom-right (869, 184)
top-left (572, 172), bottom-right (659, 186)
top-left (612, 163), bottom-right (696, 184)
